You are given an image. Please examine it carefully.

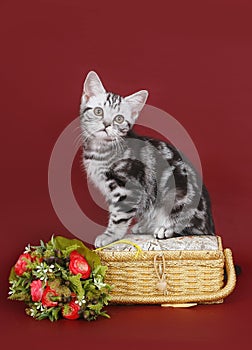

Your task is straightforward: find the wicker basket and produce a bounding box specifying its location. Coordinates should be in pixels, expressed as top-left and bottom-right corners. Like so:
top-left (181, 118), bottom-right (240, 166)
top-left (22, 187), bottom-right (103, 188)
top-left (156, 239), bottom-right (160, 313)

top-left (96, 236), bottom-right (236, 305)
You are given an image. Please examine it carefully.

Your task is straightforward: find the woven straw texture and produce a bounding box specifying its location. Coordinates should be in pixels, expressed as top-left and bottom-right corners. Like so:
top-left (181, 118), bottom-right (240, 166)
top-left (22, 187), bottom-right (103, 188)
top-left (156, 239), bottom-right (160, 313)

top-left (97, 237), bottom-right (236, 304)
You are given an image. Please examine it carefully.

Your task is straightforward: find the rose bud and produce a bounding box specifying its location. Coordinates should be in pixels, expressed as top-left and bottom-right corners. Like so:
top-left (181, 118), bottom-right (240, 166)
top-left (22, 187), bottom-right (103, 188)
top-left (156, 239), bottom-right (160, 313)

top-left (14, 253), bottom-right (32, 276)
top-left (30, 280), bottom-right (44, 302)
top-left (62, 301), bottom-right (80, 320)
top-left (69, 251), bottom-right (91, 279)
top-left (41, 286), bottom-right (59, 307)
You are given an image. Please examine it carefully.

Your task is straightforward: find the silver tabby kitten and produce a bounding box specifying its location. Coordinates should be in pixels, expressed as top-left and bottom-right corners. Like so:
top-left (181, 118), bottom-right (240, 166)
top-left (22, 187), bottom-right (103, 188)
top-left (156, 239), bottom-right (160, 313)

top-left (80, 71), bottom-right (215, 248)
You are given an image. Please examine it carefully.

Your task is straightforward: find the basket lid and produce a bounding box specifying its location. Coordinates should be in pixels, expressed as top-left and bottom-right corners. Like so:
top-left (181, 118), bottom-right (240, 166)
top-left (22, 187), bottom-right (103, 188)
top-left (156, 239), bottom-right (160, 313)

top-left (99, 234), bottom-right (220, 252)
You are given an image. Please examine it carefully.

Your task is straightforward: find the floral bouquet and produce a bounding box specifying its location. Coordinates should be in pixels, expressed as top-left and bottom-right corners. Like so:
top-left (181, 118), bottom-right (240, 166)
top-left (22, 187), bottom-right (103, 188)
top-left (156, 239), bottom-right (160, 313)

top-left (8, 236), bottom-right (112, 321)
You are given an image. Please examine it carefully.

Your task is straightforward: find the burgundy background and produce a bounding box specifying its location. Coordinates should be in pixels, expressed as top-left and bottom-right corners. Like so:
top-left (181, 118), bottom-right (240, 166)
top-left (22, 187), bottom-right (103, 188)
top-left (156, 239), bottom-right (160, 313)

top-left (1, 0), bottom-right (252, 348)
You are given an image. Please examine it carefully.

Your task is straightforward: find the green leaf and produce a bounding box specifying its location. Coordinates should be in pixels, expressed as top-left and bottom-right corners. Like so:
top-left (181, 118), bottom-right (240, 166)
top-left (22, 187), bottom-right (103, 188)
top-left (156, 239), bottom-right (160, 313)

top-left (36, 313), bottom-right (49, 321)
top-left (92, 265), bottom-right (108, 278)
top-left (9, 267), bottom-right (17, 282)
top-left (68, 274), bottom-right (84, 300)
top-left (53, 236), bottom-right (101, 268)
top-left (88, 302), bottom-right (103, 313)
top-left (8, 291), bottom-right (30, 301)
top-left (44, 307), bottom-right (61, 322)
top-left (40, 240), bottom-right (46, 249)
top-left (51, 307), bottom-right (61, 321)
top-left (99, 311), bottom-right (110, 319)
top-left (61, 244), bottom-right (79, 258)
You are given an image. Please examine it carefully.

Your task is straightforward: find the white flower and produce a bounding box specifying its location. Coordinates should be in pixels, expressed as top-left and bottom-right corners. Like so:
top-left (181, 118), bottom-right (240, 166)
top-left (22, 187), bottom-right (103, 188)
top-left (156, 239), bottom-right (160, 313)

top-left (48, 265), bottom-right (54, 272)
top-left (36, 264), bottom-right (44, 271)
top-left (8, 281), bottom-right (17, 295)
top-left (94, 277), bottom-right (106, 290)
top-left (34, 262), bottom-right (50, 282)
top-left (30, 309), bottom-right (35, 317)
top-left (75, 296), bottom-right (86, 306)
top-left (24, 244), bottom-right (31, 253)
top-left (34, 302), bottom-right (46, 312)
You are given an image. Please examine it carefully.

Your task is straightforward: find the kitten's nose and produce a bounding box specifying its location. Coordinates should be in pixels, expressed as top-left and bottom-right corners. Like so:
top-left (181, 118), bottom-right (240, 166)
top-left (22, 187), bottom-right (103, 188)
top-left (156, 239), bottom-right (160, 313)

top-left (103, 121), bottom-right (110, 128)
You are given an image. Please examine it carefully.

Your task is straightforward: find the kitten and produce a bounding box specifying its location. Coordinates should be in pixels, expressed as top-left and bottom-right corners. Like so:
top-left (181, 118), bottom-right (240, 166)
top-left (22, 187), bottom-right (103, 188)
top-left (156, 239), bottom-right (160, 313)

top-left (80, 71), bottom-right (215, 248)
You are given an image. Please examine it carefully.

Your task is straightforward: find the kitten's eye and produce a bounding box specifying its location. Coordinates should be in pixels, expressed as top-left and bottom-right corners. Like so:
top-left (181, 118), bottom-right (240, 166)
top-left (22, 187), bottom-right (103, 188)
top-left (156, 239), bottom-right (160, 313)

top-left (94, 107), bottom-right (104, 117)
top-left (114, 115), bottom-right (124, 124)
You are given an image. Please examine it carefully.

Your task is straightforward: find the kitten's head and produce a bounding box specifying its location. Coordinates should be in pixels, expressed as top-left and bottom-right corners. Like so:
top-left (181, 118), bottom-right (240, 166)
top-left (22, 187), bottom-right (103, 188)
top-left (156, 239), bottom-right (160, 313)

top-left (80, 71), bottom-right (148, 143)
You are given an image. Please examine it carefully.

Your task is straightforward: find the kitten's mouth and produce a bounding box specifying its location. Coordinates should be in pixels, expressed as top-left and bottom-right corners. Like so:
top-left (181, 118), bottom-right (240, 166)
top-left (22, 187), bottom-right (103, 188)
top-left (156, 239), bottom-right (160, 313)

top-left (95, 130), bottom-right (114, 141)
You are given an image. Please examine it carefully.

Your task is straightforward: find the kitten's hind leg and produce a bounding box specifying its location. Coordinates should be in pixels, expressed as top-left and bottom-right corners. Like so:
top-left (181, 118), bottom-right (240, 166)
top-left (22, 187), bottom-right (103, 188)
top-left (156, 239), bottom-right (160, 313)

top-left (132, 209), bottom-right (175, 238)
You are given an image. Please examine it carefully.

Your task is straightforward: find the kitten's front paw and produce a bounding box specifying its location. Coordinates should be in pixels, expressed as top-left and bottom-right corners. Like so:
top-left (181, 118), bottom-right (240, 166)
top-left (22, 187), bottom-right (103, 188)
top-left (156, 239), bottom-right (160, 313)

top-left (94, 233), bottom-right (116, 248)
top-left (154, 226), bottom-right (173, 239)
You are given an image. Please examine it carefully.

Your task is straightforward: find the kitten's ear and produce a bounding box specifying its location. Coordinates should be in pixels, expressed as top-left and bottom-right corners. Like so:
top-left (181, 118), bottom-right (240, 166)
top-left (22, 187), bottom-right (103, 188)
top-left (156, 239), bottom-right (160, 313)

top-left (83, 71), bottom-right (106, 98)
top-left (124, 90), bottom-right (148, 113)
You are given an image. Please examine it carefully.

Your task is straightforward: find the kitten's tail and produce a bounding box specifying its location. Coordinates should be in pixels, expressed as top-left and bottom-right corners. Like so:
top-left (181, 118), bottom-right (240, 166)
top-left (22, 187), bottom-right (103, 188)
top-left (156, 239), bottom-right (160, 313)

top-left (224, 264), bottom-right (242, 282)
top-left (234, 264), bottom-right (242, 276)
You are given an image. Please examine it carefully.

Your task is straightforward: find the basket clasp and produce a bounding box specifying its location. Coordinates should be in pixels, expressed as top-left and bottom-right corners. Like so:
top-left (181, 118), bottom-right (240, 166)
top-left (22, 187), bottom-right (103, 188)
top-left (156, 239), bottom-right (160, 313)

top-left (154, 254), bottom-right (168, 295)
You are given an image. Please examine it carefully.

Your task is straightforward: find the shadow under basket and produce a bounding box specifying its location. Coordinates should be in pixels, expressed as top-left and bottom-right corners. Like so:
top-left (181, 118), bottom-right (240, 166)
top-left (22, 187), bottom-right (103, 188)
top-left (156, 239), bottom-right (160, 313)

top-left (96, 236), bottom-right (236, 306)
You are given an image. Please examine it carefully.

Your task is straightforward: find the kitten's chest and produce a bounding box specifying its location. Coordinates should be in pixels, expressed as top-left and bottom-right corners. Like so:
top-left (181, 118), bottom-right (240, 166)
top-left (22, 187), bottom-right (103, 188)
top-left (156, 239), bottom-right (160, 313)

top-left (84, 158), bottom-right (110, 193)
top-left (84, 158), bottom-right (108, 178)
top-left (83, 146), bottom-right (131, 196)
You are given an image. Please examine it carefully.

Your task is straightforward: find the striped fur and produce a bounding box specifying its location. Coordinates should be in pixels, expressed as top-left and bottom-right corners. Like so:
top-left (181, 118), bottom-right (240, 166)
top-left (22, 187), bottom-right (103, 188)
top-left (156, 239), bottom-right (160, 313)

top-left (80, 71), bottom-right (215, 247)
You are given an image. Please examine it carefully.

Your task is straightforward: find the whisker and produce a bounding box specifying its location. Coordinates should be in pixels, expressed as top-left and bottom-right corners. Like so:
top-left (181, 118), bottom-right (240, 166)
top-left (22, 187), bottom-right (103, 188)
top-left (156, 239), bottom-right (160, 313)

top-left (73, 135), bottom-right (83, 148)
top-left (72, 125), bottom-right (82, 133)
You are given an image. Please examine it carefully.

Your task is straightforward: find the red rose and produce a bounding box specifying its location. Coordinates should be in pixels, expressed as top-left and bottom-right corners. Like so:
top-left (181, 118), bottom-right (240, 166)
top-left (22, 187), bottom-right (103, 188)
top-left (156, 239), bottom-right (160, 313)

top-left (30, 280), bottom-right (43, 302)
top-left (69, 251), bottom-right (91, 279)
top-left (62, 300), bottom-right (80, 320)
top-left (14, 253), bottom-right (32, 276)
top-left (41, 286), bottom-right (58, 307)
top-left (69, 251), bottom-right (82, 260)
